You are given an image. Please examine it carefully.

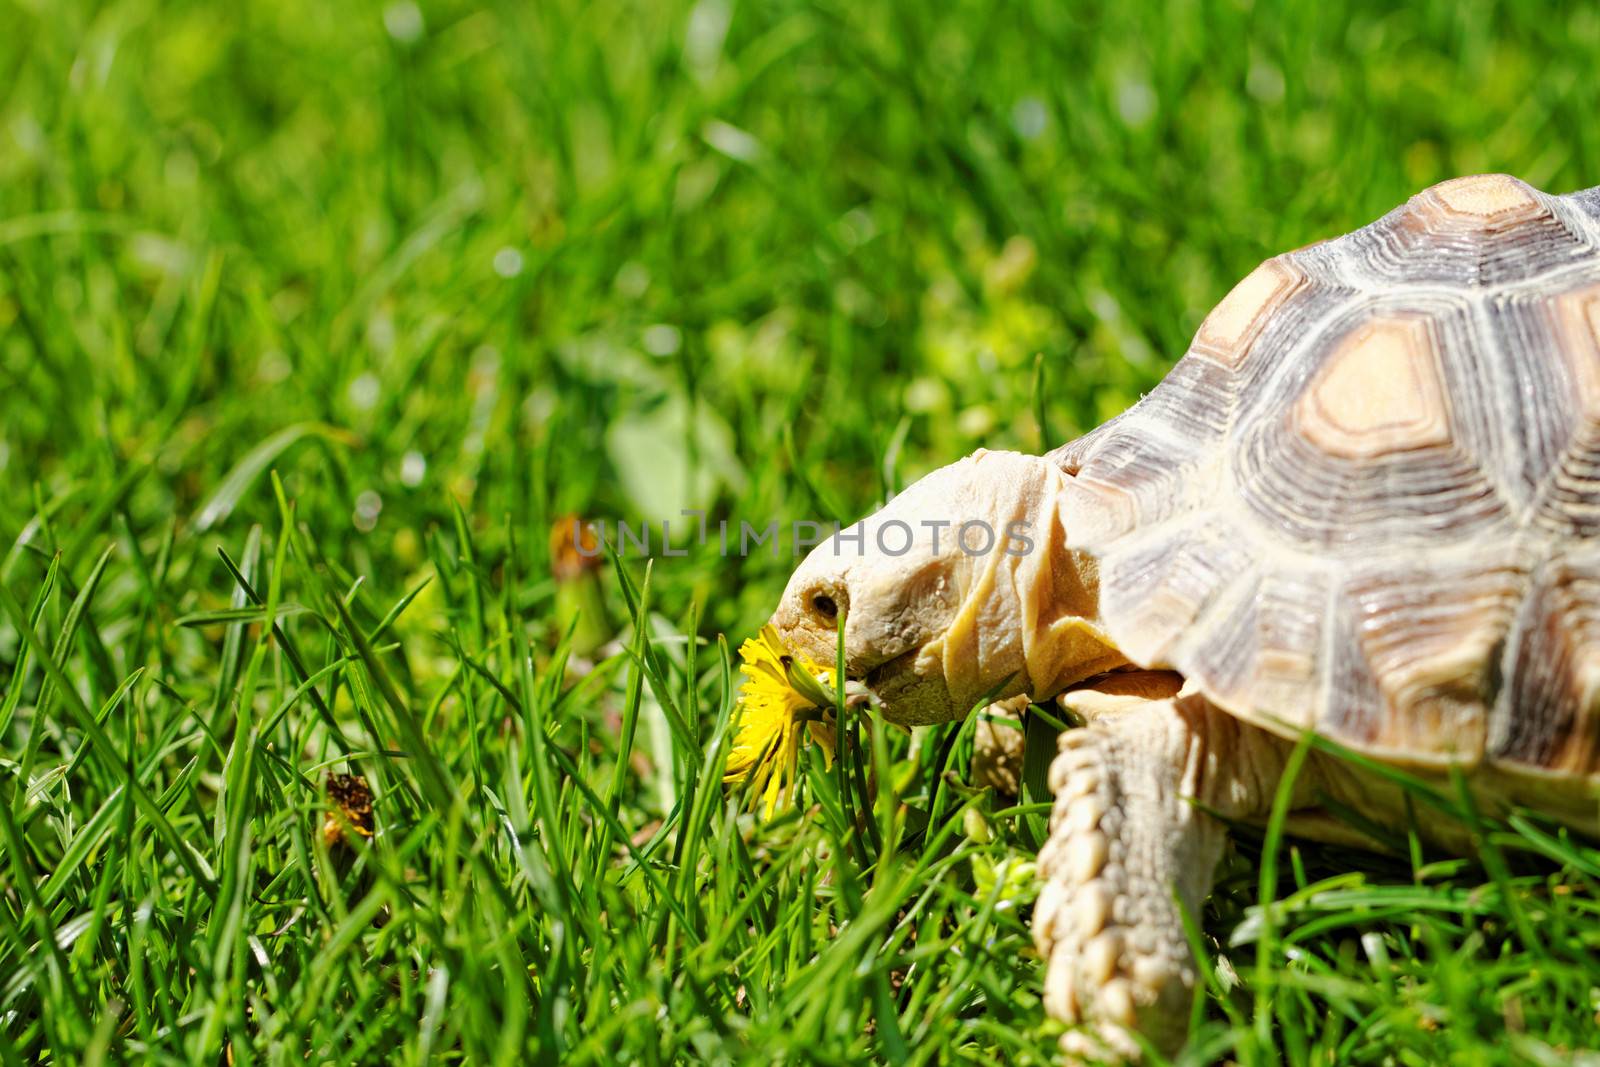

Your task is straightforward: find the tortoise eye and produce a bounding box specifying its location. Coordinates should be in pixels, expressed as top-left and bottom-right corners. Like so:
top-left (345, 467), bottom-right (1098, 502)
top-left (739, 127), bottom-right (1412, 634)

top-left (811, 594), bottom-right (838, 619)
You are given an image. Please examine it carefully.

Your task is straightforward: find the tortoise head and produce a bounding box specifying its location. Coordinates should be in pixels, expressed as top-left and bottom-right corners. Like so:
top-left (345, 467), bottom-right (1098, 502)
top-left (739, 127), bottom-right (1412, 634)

top-left (771, 449), bottom-right (1127, 725)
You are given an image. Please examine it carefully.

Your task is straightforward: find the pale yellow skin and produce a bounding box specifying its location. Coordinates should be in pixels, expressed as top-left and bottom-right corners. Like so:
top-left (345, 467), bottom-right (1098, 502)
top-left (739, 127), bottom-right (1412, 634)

top-left (773, 450), bottom-right (1123, 723)
top-left (772, 176), bottom-right (1600, 1059)
top-left (772, 454), bottom-right (1448, 1058)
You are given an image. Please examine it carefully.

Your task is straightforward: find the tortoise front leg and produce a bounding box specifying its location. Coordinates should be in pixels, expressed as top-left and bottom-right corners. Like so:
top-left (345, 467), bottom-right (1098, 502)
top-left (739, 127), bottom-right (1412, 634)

top-left (1033, 691), bottom-right (1306, 1059)
top-left (970, 673), bottom-right (1185, 796)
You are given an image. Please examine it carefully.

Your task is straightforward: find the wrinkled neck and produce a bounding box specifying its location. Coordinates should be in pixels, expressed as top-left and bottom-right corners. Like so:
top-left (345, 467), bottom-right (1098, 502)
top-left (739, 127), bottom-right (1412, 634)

top-left (926, 481), bottom-right (1126, 708)
top-left (1014, 488), bottom-right (1127, 699)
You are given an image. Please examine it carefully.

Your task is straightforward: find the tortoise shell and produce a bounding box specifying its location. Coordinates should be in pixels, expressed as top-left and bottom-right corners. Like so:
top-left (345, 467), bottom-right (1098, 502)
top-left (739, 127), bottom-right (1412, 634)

top-left (1048, 174), bottom-right (1600, 775)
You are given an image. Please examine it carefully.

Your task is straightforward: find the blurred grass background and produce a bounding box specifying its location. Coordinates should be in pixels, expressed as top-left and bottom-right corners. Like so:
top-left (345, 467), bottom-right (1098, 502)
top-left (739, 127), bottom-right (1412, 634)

top-left (4, 0), bottom-right (1600, 1063)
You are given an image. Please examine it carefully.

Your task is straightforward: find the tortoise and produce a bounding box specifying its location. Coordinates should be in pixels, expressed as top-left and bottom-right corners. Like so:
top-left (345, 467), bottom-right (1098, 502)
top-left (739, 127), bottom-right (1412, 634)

top-left (768, 174), bottom-right (1600, 1057)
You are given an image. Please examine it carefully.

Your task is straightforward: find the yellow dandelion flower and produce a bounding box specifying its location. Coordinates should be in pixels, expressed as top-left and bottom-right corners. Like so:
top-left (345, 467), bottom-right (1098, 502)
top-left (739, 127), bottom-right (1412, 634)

top-left (724, 625), bottom-right (838, 819)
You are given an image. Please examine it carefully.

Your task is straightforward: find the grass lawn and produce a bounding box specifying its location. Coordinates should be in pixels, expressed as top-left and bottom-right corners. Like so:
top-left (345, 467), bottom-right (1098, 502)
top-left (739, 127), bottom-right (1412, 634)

top-left (5, 0), bottom-right (1600, 1062)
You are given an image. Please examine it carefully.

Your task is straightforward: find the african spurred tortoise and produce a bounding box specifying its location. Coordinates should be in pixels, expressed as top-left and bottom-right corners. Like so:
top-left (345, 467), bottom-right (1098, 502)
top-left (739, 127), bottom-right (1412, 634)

top-left (769, 174), bottom-right (1600, 1056)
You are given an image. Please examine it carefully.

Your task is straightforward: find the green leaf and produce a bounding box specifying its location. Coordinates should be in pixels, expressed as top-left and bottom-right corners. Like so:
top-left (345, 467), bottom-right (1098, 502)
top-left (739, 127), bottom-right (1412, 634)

top-left (193, 423), bottom-right (356, 531)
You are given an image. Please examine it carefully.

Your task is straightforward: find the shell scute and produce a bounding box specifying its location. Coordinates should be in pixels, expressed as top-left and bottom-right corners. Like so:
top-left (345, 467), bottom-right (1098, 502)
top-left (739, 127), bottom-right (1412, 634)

top-left (1095, 515), bottom-right (1254, 667)
top-left (1493, 553), bottom-right (1600, 775)
top-left (1333, 551), bottom-right (1525, 762)
top-left (1345, 173), bottom-right (1597, 288)
top-left (1293, 313), bottom-right (1452, 459)
top-left (1532, 283), bottom-right (1600, 537)
top-left (1427, 173), bottom-right (1544, 221)
top-left (1191, 256), bottom-right (1307, 369)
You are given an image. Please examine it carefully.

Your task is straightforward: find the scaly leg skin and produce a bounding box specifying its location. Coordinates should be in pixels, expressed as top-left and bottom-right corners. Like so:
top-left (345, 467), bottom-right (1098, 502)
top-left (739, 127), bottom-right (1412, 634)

top-left (1032, 691), bottom-right (1306, 1060)
top-left (971, 673), bottom-right (1183, 796)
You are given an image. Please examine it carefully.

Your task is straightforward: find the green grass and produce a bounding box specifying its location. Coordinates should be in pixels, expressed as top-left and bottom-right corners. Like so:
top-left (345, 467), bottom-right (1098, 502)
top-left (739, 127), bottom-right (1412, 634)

top-left (4, 0), bottom-right (1600, 1062)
